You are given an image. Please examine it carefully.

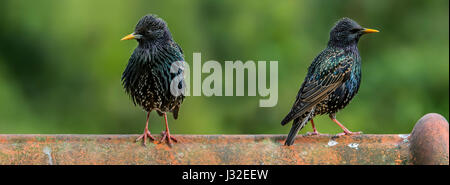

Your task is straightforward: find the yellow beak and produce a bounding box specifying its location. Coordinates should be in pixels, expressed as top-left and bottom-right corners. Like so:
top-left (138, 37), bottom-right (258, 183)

top-left (121, 33), bottom-right (136, 41)
top-left (362, 28), bottom-right (380, 34)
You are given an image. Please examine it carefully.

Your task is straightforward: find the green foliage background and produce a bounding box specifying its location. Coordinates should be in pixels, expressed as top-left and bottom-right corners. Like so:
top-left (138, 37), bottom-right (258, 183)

top-left (0, 0), bottom-right (448, 135)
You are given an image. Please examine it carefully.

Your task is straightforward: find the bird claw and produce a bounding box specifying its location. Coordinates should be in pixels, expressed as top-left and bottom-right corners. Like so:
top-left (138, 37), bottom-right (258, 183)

top-left (306, 131), bottom-right (322, 136)
top-left (136, 130), bottom-right (155, 146)
top-left (160, 131), bottom-right (178, 146)
top-left (335, 131), bottom-right (362, 137)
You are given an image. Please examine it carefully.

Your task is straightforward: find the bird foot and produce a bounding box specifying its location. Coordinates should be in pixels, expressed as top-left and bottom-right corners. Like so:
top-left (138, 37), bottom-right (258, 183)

top-left (306, 131), bottom-right (323, 136)
top-left (160, 130), bottom-right (178, 146)
top-left (335, 131), bottom-right (362, 137)
top-left (136, 129), bottom-right (155, 146)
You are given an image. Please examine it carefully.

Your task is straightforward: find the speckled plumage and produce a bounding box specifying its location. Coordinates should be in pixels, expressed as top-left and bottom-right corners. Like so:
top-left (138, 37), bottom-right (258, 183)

top-left (122, 15), bottom-right (185, 118)
top-left (281, 18), bottom-right (378, 146)
top-left (121, 14), bottom-right (185, 145)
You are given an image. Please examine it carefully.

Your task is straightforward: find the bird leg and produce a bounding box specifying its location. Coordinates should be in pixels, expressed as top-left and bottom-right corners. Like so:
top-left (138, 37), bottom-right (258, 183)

top-left (306, 119), bottom-right (322, 136)
top-left (136, 111), bottom-right (156, 146)
top-left (329, 114), bottom-right (361, 136)
top-left (160, 113), bottom-right (178, 146)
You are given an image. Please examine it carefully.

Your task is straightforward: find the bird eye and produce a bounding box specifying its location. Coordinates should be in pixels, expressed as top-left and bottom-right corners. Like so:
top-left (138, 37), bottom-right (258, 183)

top-left (350, 28), bottom-right (360, 33)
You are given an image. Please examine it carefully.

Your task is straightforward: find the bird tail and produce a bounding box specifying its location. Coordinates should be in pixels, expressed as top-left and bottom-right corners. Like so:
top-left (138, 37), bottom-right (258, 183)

top-left (284, 111), bottom-right (313, 146)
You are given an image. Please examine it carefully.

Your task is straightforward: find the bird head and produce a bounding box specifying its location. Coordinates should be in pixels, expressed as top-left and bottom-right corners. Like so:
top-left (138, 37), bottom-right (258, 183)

top-left (121, 14), bottom-right (171, 45)
top-left (328, 17), bottom-right (379, 47)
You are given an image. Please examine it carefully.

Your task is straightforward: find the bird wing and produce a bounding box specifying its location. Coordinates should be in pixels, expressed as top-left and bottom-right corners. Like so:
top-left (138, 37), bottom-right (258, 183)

top-left (281, 51), bottom-right (354, 125)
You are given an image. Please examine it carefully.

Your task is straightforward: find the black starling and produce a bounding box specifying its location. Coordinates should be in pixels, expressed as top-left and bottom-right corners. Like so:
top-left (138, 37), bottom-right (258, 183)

top-left (121, 14), bottom-right (185, 146)
top-left (281, 18), bottom-right (379, 146)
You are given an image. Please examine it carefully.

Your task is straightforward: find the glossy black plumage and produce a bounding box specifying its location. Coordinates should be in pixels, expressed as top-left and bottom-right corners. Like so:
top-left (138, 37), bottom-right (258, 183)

top-left (121, 14), bottom-right (185, 145)
top-left (281, 18), bottom-right (378, 146)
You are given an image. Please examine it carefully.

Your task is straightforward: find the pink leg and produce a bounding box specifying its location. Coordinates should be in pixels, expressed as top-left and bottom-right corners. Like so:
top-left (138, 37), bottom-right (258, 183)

top-left (306, 119), bottom-right (321, 136)
top-left (160, 113), bottom-right (178, 146)
top-left (136, 111), bottom-right (156, 146)
top-left (330, 114), bottom-right (361, 136)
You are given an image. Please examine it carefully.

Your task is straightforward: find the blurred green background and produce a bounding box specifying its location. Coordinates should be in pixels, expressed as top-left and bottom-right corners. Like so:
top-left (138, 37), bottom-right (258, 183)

top-left (0, 0), bottom-right (448, 135)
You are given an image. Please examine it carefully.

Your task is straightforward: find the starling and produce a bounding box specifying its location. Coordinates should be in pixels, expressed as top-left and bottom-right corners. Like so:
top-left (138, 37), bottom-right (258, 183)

top-left (281, 18), bottom-right (379, 146)
top-left (121, 14), bottom-right (185, 146)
